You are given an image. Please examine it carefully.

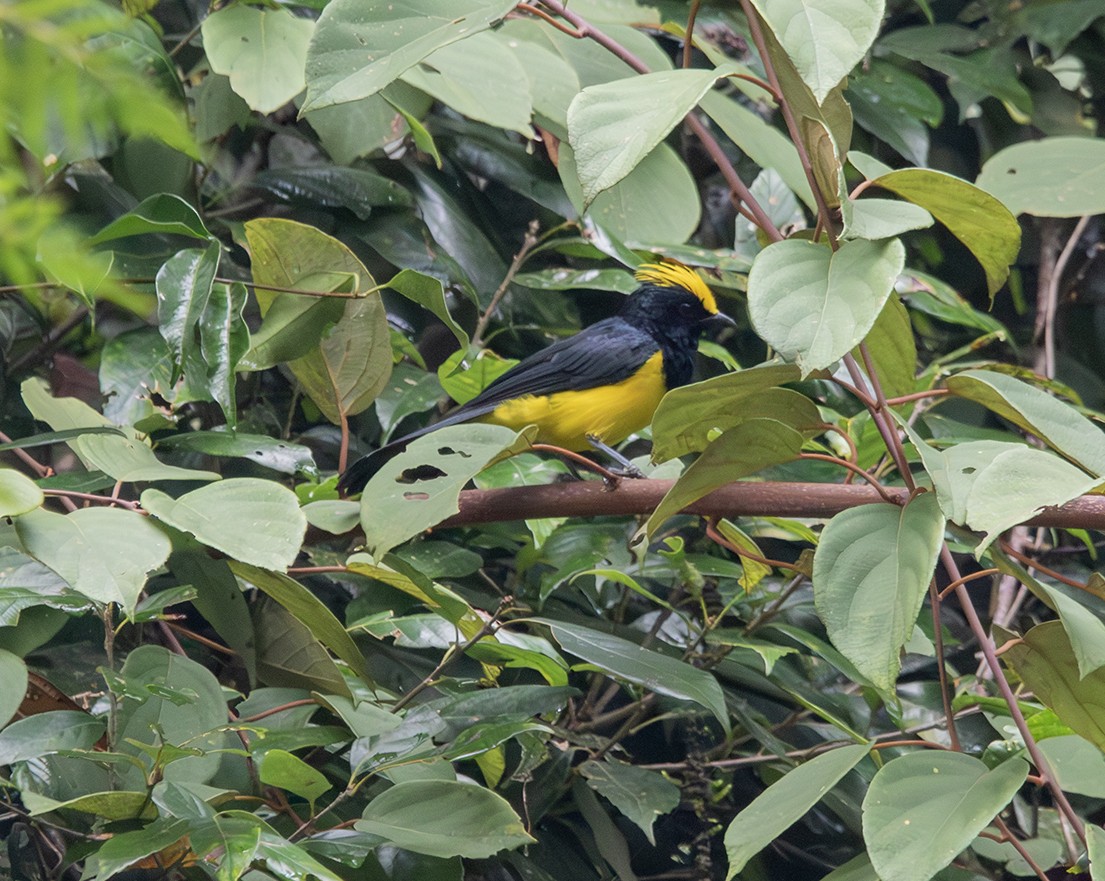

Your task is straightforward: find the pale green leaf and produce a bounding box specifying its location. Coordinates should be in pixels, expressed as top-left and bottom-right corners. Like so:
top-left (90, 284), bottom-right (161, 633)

top-left (863, 752), bottom-right (1028, 881)
top-left (976, 136), bottom-right (1105, 218)
top-left (202, 6), bottom-right (314, 114)
top-left (539, 619), bottom-right (730, 730)
top-left (355, 780), bottom-right (534, 858)
top-left (725, 744), bottom-right (871, 879)
top-left (748, 238), bottom-right (905, 375)
top-left (568, 66), bottom-right (733, 206)
top-left (141, 479), bottom-right (307, 570)
top-left (0, 469), bottom-right (43, 517)
top-left (748, 0), bottom-right (884, 103)
top-left (579, 759), bottom-right (680, 845)
top-left (813, 493), bottom-right (945, 691)
top-left (303, 0), bottom-right (518, 112)
top-left (15, 507), bottom-right (171, 616)
top-left (870, 167), bottom-right (1020, 297)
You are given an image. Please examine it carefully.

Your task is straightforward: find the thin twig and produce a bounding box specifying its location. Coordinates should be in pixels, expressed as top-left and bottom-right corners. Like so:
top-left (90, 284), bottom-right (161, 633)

top-left (943, 546), bottom-right (1086, 852)
top-left (471, 220), bottom-right (541, 348)
top-left (8, 305), bottom-right (90, 373)
top-left (928, 580), bottom-right (961, 751)
top-left (938, 567), bottom-right (999, 600)
top-left (42, 489), bottom-right (142, 510)
top-left (798, 452), bottom-right (896, 502)
top-left (1039, 215), bottom-right (1090, 378)
top-left (993, 817), bottom-right (1052, 881)
top-left (682, 0), bottom-right (701, 69)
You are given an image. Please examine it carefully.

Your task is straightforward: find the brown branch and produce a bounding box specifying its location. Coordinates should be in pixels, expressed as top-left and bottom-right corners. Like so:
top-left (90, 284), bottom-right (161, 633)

top-left (438, 479), bottom-right (1105, 531)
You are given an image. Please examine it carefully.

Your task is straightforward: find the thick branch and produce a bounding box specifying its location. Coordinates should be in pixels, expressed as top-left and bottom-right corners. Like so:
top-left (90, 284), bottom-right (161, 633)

top-left (442, 480), bottom-right (1105, 530)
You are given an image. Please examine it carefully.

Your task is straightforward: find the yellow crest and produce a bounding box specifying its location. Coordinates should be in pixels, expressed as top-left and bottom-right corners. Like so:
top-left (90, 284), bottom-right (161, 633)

top-left (634, 262), bottom-right (718, 314)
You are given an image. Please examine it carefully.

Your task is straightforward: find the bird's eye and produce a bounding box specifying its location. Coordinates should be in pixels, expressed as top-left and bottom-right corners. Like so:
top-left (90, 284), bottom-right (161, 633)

top-left (679, 302), bottom-right (693, 313)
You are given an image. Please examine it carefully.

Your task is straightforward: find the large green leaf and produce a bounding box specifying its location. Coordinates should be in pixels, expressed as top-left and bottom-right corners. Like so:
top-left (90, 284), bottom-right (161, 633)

top-left (155, 242), bottom-right (219, 384)
top-left (650, 363), bottom-right (804, 461)
top-left (855, 294), bottom-right (917, 398)
top-left (747, 238), bottom-right (905, 375)
top-left (1037, 583), bottom-right (1105, 680)
top-left (142, 479), bottom-right (306, 570)
top-left (358, 424), bottom-right (527, 558)
top-left (698, 91), bottom-right (815, 211)
top-left (568, 66), bottom-right (734, 206)
top-left (862, 752), bottom-right (1028, 881)
top-left (868, 168), bottom-right (1020, 297)
top-left (976, 136), bottom-right (1105, 217)
top-left (114, 645), bottom-right (229, 785)
top-left (253, 596), bottom-right (350, 696)
top-left (646, 418), bottom-right (805, 536)
top-left (245, 218), bottom-right (391, 423)
top-left (847, 59), bottom-right (942, 166)
top-left (0, 711), bottom-right (105, 764)
top-left (21, 378), bottom-right (218, 483)
top-left (813, 493), bottom-right (945, 692)
top-left (946, 369), bottom-right (1105, 477)
top-left (385, 269), bottom-right (470, 353)
top-left (197, 282), bottom-right (249, 428)
top-left (202, 5), bottom-right (314, 114)
top-left (355, 780), bottom-right (534, 858)
top-left (303, 0), bottom-right (518, 112)
top-left (87, 193), bottom-right (211, 245)
top-left (724, 743), bottom-right (871, 879)
top-left (0, 469), bottom-right (43, 517)
top-left (157, 431), bottom-right (317, 477)
top-left (401, 31), bottom-right (533, 137)
top-left (229, 562), bottom-right (371, 683)
top-left (749, 0), bottom-right (884, 103)
top-left (1004, 621), bottom-right (1105, 751)
top-left (558, 141), bottom-right (701, 246)
top-left (579, 759), bottom-right (680, 845)
top-left (539, 619), bottom-right (730, 730)
top-left (0, 648), bottom-right (27, 728)
top-left (899, 421), bottom-right (1098, 554)
top-left (15, 507), bottom-right (171, 616)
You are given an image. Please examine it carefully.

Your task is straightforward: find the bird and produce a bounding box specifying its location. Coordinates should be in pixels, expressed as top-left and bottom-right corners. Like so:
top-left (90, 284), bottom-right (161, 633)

top-left (338, 261), bottom-right (735, 494)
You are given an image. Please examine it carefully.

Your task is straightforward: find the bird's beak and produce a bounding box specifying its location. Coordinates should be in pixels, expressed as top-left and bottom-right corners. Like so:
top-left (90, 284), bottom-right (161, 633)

top-left (702, 311), bottom-right (737, 330)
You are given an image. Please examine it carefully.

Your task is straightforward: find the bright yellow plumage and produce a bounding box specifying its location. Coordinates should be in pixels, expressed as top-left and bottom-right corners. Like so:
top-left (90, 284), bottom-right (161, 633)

top-left (481, 351), bottom-right (666, 450)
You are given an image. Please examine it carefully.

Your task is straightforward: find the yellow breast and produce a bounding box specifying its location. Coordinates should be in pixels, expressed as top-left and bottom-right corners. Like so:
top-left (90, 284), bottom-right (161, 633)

top-left (481, 351), bottom-right (666, 451)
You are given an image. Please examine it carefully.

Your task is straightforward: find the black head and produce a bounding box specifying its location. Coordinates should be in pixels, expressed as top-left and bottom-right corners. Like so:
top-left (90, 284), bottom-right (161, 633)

top-left (618, 262), bottom-right (734, 338)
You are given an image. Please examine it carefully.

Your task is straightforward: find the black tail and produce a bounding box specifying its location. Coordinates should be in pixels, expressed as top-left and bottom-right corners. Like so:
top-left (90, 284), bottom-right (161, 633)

top-left (336, 441), bottom-right (409, 495)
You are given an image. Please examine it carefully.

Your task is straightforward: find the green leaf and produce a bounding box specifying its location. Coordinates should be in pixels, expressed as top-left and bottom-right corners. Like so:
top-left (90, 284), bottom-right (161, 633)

top-left (114, 644), bottom-right (230, 785)
top-left (650, 363), bottom-right (804, 461)
top-left (748, 0), bottom-right (884, 104)
top-left (260, 749), bottom-right (332, 805)
top-left (1004, 621), bottom-right (1105, 751)
top-left (156, 243), bottom-right (220, 384)
top-left (251, 167), bottom-right (415, 219)
top-left (862, 752), bottom-right (1028, 881)
top-left (855, 294), bottom-right (917, 399)
top-left (401, 32), bottom-right (533, 137)
top-left (568, 66), bottom-right (733, 206)
top-left (157, 431), bottom-right (317, 477)
top-left (303, 0), bottom-right (519, 112)
top-left (1089, 822), bottom-right (1105, 881)
top-left (813, 493), bottom-right (945, 692)
top-left (579, 759), bottom-right (680, 845)
top-left (85, 819), bottom-right (190, 881)
top-left (869, 168), bottom-right (1021, 298)
top-left (946, 369), bottom-right (1105, 477)
top-left (842, 198), bottom-right (934, 241)
top-left (229, 562), bottom-right (371, 684)
top-left (898, 421), bottom-right (1099, 554)
top-left (198, 281), bottom-right (249, 427)
top-left (386, 268), bottom-right (470, 353)
top-left (0, 648), bottom-right (27, 728)
top-left (246, 219), bottom-right (391, 424)
top-left (0, 469), bottom-right (43, 517)
top-left (0, 428), bottom-right (124, 453)
top-left (73, 433), bottom-right (221, 483)
top-left (980, 135), bottom-right (1105, 214)
top-left (558, 141), bottom-right (701, 246)
top-left (0, 711), bottom-right (105, 763)
top-left (646, 418), bottom-right (805, 536)
top-left (359, 424), bottom-right (527, 558)
top-left (202, 5), bottom-right (314, 114)
top-left (539, 619), bottom-right (730, 731)
top-left (253, 596), bottom-right (350, 696)
top-left (141, 479), bottom-right (307, 570)
top-left (15, 507), bottom-right (171, 616)
top-left (355, 780), bottom-right (534, 858)
top-left (724, 743), bottom-right (871, 879)
top-left (88, 193), bottom-right (212, 245)
top-left (748, 238), bottom-right (905, 375)
top-left (847, 60), bottom-right (942, 166)
top-left (1036, 583), bottom-right (1105, 679)
top-left (699, 91), bottom-right (816, 211)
